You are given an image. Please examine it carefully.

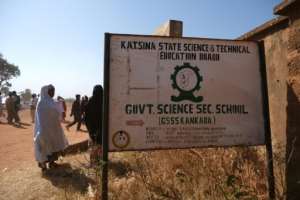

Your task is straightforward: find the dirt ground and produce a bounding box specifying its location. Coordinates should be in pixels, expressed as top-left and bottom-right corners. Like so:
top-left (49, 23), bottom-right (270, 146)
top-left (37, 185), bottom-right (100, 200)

top-left (0, 107), bottom-right (92, 200)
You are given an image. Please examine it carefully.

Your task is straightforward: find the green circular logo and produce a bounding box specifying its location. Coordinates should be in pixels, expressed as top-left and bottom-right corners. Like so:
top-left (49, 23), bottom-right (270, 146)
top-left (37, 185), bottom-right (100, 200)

top-left (171, 62), bottom-right (203, 102)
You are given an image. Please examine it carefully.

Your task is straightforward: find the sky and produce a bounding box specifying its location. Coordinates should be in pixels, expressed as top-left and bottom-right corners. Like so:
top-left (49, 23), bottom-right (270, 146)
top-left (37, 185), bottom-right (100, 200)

top-left (0, 0), bottom-right (282, 98)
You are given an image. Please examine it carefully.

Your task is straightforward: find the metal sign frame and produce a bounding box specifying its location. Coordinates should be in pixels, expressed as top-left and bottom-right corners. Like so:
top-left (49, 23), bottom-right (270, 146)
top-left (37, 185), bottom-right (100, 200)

top-left (102, 33), bottom-right (275, 200)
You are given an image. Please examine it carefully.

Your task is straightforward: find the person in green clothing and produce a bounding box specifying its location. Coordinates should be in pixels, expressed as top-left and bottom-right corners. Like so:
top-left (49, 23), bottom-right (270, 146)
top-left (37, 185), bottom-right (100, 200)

top-left (12, 91), bottom-right (20, 125)
top-left (5, 92), bottom-right (15, 124)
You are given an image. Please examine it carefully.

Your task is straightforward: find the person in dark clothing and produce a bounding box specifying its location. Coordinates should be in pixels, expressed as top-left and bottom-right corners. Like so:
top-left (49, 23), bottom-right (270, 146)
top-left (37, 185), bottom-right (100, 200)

top-left (85, 85), bottom-right (103, 164)
top-left (12, 91), bottom-right (21, 125)
top-left (85, 85), bottom-right (103, 145)
top-left (80, 95), bottom-right (89, 125)
top-left (5, 92), bottom-right (15, 124)
top-left (66, 94), bottom-right (82, 131)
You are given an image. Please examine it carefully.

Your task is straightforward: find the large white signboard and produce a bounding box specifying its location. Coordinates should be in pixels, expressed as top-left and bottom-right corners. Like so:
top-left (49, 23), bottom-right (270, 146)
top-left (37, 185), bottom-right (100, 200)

top-left (106, 34), bottom-right (265, 151)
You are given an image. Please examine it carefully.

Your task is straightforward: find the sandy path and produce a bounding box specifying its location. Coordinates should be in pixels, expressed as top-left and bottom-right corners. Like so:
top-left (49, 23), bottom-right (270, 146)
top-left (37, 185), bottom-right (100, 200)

top-left (0, 107), bottom-right (89, 171)
top-left (0, 107), bottom-right (93, 200)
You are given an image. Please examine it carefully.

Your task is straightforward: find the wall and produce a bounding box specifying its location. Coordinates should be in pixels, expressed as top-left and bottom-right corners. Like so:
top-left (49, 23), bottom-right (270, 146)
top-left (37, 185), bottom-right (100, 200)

top-left (239, 1), bottom-right (300, 199)
top-left (286, 7), bottom-right (300, 200)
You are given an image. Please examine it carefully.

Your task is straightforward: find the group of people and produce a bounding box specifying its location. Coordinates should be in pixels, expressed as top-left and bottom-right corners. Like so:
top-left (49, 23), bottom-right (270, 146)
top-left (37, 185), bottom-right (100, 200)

top-left (0, 91), bottom-right (38, 125)
top-left (1, 91), bottom-right (21, 125)
top-left (65, 94), bottom-right (89, 131)
top-left (33, 84), bottom-right (103, 171)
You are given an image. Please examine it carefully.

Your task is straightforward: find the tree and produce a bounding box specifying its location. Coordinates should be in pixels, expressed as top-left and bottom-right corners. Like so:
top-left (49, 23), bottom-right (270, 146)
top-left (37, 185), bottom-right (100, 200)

top-left (0, 53), bottom-right (20, 92)
top-left (0, 86), bottom-right (9, 96)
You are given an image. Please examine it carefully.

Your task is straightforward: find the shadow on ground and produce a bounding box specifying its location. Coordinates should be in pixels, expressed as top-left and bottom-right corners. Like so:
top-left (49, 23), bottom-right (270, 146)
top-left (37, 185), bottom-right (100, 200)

top-left (42, 163), bottom-right (95, 194)
top-left (109, 160), bottom-right (133, 178)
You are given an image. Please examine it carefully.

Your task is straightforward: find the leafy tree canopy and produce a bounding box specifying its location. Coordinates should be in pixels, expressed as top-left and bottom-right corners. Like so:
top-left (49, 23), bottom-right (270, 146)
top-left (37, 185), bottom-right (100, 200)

top-left (0, 53), bottom-right (21, 93)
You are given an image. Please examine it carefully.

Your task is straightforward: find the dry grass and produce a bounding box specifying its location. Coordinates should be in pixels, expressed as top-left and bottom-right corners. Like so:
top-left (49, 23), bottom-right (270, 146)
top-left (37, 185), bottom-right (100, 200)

top-left (1, 146), bottom-right (284, 200)
top-left (89, 146), bottom-right (286, 200)
top-left (0, 152), bottom-right (98, 200)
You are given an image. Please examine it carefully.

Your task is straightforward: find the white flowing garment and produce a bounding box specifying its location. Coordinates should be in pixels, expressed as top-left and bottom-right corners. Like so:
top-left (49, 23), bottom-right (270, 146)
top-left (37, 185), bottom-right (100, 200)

top-left (34, 85), bottom-right (69, 162)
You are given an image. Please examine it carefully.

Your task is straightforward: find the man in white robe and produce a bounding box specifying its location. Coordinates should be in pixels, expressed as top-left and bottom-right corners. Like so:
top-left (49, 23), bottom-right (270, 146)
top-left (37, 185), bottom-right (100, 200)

top-left (30, 94), bottom-right (38, 123)
top-left (34, 84), bottom-right (68, 171)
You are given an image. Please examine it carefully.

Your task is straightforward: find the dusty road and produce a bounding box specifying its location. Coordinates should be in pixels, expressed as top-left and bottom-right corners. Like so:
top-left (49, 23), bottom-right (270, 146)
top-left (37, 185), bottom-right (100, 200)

top-left (0, 107), bottom-right (92, 200)
top-left (0, 108), bottom-right (89, 170)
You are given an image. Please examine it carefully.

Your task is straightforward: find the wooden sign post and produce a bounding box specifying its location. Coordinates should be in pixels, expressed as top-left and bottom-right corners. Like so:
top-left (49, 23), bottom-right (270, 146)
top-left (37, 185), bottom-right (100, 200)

top-left (258, 41), bottom-right (275, 199)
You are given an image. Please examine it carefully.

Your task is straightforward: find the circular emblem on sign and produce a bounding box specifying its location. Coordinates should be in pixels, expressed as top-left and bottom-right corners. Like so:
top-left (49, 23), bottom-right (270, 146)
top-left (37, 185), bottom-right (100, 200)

top-left (112, 130), bottom-right (130, 149)
top-left (176, 67), bottom-right (199, 91)
top-left (171, 62), bottom-right (203, 102)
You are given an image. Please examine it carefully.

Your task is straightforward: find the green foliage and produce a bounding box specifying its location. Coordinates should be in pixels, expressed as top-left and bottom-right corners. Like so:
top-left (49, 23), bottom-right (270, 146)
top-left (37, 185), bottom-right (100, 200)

top-left (224, 174), bottom-right (258, 200)
top-left (0, 86), bottom-right (9, 95)
top-left (0, 53), bottom-right (20, 91)
top-left (227, 174), bottom-right (237, 187)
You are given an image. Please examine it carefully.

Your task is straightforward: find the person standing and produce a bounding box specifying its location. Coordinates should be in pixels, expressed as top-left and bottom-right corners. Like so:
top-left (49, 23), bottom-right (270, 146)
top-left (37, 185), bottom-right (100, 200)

top-left (60, 97), bottom-right (67, 122)
top-left (30, 94), bottom-right (38, 123)
top-left (12, 91), bottom-right (20, 125)
top-left (81, 95), bottom-right (89, 124)
top-left (66, 94), bottom-right (82, 131)
top-left (34, 84), bottom-right (69, 171)
top-left (5, 92), bottom-right (15, 124)
top-left (85, 86), bottom-right (103, 145)
top-left (55, 96), bottom-right (64, 122)
top-left (0, 92), bottom-right (4, 123)
top-left (85, 85), bottom-right (103, 163)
